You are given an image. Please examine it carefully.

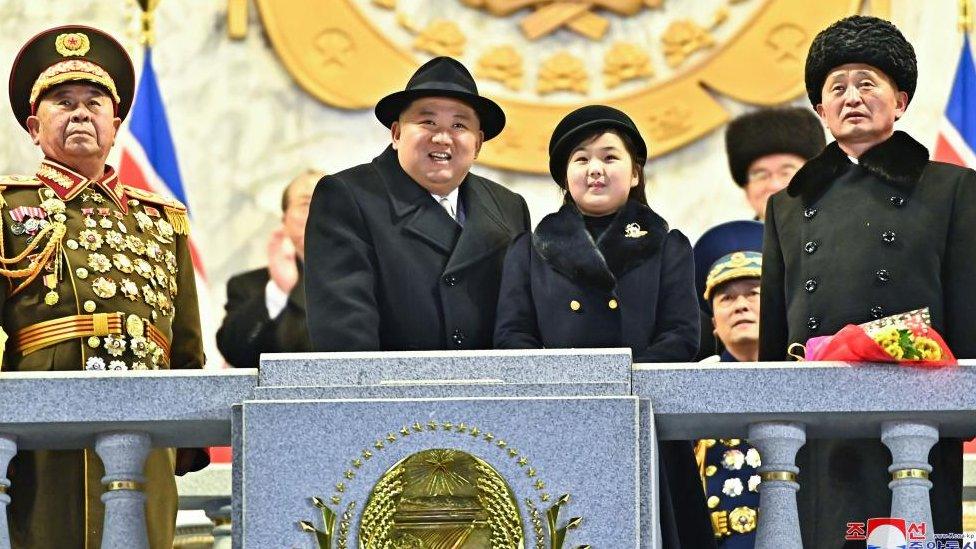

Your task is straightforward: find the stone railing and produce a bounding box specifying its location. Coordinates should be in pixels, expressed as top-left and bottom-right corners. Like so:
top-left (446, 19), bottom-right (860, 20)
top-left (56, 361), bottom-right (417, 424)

top-left (0, 354), bottom-right (972, 548)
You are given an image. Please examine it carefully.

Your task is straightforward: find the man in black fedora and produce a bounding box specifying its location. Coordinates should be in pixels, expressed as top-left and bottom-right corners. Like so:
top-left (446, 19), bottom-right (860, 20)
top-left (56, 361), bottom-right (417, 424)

top-left (305, 56), bottom-right (530, 351)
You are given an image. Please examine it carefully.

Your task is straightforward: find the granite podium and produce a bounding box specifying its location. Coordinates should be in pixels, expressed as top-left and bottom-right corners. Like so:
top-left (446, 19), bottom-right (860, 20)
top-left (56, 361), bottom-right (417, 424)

top-left (234, 349), bottom-right (654, 548)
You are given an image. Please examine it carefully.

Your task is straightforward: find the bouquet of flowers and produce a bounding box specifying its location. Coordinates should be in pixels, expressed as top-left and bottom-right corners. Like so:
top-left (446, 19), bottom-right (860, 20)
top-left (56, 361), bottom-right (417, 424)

top-left (797, 308), bottom-right (956, 366)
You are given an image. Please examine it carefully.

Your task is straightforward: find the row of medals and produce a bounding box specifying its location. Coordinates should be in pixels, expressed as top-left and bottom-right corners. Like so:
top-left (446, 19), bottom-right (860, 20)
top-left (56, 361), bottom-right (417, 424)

top-left (26, 188), bottom-right (178, 371)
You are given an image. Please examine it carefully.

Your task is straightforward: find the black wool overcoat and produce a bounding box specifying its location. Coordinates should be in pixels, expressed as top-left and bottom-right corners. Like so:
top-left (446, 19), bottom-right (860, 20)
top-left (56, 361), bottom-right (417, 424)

top-left (304, 146), bottom-right (530, 351)
top-left (494, 200), bottom-right (699, 362)
top-left (760, 131), bottom-right (971, 547)
top-left (216, 266), bottom-right (310, 368)
top-left (494, 200), bottom-right (711, 548)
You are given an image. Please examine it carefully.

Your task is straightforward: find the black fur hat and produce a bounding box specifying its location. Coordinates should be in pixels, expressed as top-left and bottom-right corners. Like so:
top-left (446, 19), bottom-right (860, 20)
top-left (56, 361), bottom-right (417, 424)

top-left (725, 107), bottom-right (826, 187)
top-left (805, 15), bottom-right (916, 107)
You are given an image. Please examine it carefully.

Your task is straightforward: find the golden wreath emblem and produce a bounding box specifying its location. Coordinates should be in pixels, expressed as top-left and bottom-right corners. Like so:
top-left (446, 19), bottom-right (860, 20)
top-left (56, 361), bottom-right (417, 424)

top-left (242, 0), bottom-right (883, 173)
top-left (624, 222), bottom-right (647, 238)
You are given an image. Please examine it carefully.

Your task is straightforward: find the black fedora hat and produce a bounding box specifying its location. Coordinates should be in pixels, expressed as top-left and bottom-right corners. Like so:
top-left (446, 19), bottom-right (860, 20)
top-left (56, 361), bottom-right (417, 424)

top-left (375, 56), bottom-right (506, 140)
top-left (9, 25), bottom-right (135, 131)
top-left (548, 105), bottom-right (647, 184)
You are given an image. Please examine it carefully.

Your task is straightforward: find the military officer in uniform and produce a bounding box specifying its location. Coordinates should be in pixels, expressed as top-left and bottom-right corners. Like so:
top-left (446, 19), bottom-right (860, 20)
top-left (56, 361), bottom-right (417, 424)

top-left (305, 57), bottom-right (530, 351)
top-left (0, 26), bottom-right (206, 548)
top-left (760, 15), bottom-right (971, 547)
top-left (692, 220), bottom-right (764, 547)
top-left (696, 108), bottom-right (824, 360)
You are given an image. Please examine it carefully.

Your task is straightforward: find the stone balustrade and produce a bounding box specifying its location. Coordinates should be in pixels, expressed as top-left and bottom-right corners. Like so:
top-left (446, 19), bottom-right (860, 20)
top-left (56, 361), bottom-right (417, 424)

top-left (0, 353), bottom-right (971, 547)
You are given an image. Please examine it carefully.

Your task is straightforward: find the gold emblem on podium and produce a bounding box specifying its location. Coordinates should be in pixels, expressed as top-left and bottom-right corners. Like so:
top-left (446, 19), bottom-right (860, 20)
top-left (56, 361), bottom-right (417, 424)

top-left (299, 420), bottom-right (588, 548)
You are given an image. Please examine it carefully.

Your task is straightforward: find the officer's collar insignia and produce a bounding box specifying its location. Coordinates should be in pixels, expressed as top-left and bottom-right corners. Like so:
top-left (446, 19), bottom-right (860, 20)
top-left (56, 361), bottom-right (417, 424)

top-left (788, 131), bottom-right (928, 205)
top-left (55, 33), bottom-right (91, 57)
top-left (35, 158), bottom-right (126, 211)
top-left (624, 222), bottom-right (647, 238)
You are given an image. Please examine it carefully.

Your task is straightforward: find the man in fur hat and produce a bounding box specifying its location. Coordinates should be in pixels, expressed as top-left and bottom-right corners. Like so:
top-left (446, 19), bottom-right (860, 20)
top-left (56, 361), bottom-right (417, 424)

top-left (725, 107), bottom-right (825, 220)
top-left (305, 57), bottom-right (530, 351)
top-left (760, 15), bottom-right (972, 546)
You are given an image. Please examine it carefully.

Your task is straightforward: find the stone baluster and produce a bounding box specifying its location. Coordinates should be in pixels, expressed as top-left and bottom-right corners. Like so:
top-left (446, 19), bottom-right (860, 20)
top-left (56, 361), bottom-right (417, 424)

top-left (0, 435), bottom-right (17, 549)
top-left (205, 500), bottom-right (233, 549)
top-left (95, 431), bottom-right (151, 549)
top-left (881, 421), bottom-right (937, 543)
top-left (748, 422), bottom-right (806, 549)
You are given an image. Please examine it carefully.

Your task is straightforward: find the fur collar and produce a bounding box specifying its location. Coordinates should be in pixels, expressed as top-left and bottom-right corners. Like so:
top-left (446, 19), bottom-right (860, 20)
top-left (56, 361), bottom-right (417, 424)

top-left (532, 200), bottom-right (668, 291)
top-left (787, 130), bottom-right (929, 204)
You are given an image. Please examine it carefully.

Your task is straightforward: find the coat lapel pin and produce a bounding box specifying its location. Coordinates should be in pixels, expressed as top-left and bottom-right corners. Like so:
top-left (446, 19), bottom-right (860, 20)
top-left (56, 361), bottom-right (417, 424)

top-left (624, 222), bottom-right (647, 238)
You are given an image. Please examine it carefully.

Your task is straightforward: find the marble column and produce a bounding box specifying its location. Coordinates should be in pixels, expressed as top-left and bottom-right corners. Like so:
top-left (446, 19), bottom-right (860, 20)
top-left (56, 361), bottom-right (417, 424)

top-left (881, 421), bottom-right (937, 543)
top-left (0, 435), bottom-right (17, 549)
top-left (95, 431), bottom-right (151, 549)
top-left (748, 421), bottom-right (806, 549)
top-left (205, 500), bottom-right (233, 549)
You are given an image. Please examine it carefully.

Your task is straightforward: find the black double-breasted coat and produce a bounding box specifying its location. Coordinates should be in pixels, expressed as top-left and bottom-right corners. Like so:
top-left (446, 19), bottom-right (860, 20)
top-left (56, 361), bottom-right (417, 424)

top-left (493, 201), bottom-right (699, 362)
top-left (494, 201), bottom-right (713, 549)
top-left (304, 146), bottom-right (530, 351)
top-left (216, 266), bottom-right (309, 368)
top-left (760, 131), bottom-right (971, 546)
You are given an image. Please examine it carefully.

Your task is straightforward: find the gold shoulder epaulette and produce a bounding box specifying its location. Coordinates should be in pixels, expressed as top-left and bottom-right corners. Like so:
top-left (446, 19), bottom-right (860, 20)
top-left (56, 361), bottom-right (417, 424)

top-left (0, 174), bottom-right (42, 188)
top-left (123, 185), bottom-right (190, 236)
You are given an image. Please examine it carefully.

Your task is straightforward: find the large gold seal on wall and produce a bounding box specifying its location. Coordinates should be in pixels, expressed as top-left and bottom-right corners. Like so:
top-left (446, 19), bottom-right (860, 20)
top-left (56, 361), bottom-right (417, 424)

top-left (360, 448), bottom-right (524, 548)
top-left (251, 0), bottom-right (883, 174)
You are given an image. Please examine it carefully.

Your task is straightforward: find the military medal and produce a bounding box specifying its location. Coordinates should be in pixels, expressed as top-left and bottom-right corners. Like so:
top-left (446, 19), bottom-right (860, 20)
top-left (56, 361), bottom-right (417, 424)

top-left (108, 360), bottom-right (126, 371)
top-left (154, 264), bottom-right (168, 286)
top-left (130, 337), bottom-right (149, 358)
top-left (134, 258), bottom-right (153, 280)
top-left (145, 240), bottom-right (162, 261)
top-left (39, 196), bottom-right (66, 216)
top-left (43, 273), bottom-right (59, 306)
top-left (119, 278), bottom-right (139, 300)
top-left (134, 211), bottom-right (153, 232)
top-left (85, 357), bottom-right (107, 371)
top-left (78, 228), bottom-right (102, 251)
top-left (103, 334), bottom-right (126, 357)
top-left (164, 250), bottom-right (177, 274)
top-left (155, 218), bottom-right (174, 239)
top-left (82, 207), bottom-right (97, 228)
top-left (87, 253), bottom-right (111, 273)
top-left (126, 235), bottom-right (146, 255)
top-left (91, 276), bottom-right (117, 299)
top-left (97, 208), bottom-right (113, 229)
top-left (169, 276), bottom-right (178, 295)
top-left (112, 253), bottom-right (134, 273)
top-left (104, 230), bottom-right (125, 251)
top-left (142, 285), bottom-right (157, 307)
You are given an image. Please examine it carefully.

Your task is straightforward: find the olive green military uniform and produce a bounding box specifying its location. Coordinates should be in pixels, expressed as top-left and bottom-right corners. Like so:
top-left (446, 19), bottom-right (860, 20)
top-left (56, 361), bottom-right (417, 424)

top-left (0, 159), bottom-right (204, 548)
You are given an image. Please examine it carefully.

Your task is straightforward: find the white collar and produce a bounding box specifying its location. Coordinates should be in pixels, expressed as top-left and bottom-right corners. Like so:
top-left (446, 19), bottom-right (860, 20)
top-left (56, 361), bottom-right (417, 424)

top-left (847, 155), bottom-right (859, 165)
top-left (431, 187), bottom-right (460, 214)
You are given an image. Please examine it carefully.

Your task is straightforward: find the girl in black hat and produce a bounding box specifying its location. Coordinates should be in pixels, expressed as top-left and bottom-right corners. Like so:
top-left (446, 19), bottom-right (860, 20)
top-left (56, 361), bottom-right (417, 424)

top-left (494, 105), bottom-right (714, 548)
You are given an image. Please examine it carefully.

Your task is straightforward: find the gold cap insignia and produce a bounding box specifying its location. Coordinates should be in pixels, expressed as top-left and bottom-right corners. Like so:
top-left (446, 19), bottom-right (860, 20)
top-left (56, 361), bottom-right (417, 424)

top-left (55, 33), bottom-right (91, 57)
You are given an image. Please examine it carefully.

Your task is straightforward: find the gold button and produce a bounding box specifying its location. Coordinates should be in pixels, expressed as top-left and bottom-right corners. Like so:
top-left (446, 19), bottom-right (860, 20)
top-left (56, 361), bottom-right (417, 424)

top-left (570, 300), bottom-right (581, 311)
top-left (87, 336), bottom-right (100, 348)
top-left (705, 465), bottom-right (717, 477)
top-left (83, 300), bottom-right (96, 313)
top-left (608, 299), bottom-right (618, 309)
top-left (76, 267), bottom-right (89, 279)
top-left (66, 239), bottom-right (79, 250)
top-left (707, 495), bottom-right (720, 509)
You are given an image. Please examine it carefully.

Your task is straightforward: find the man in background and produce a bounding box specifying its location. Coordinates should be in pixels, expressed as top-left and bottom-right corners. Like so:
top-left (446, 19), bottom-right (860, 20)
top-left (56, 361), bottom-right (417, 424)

top-left (217, 169), bottom-right (322, 367)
